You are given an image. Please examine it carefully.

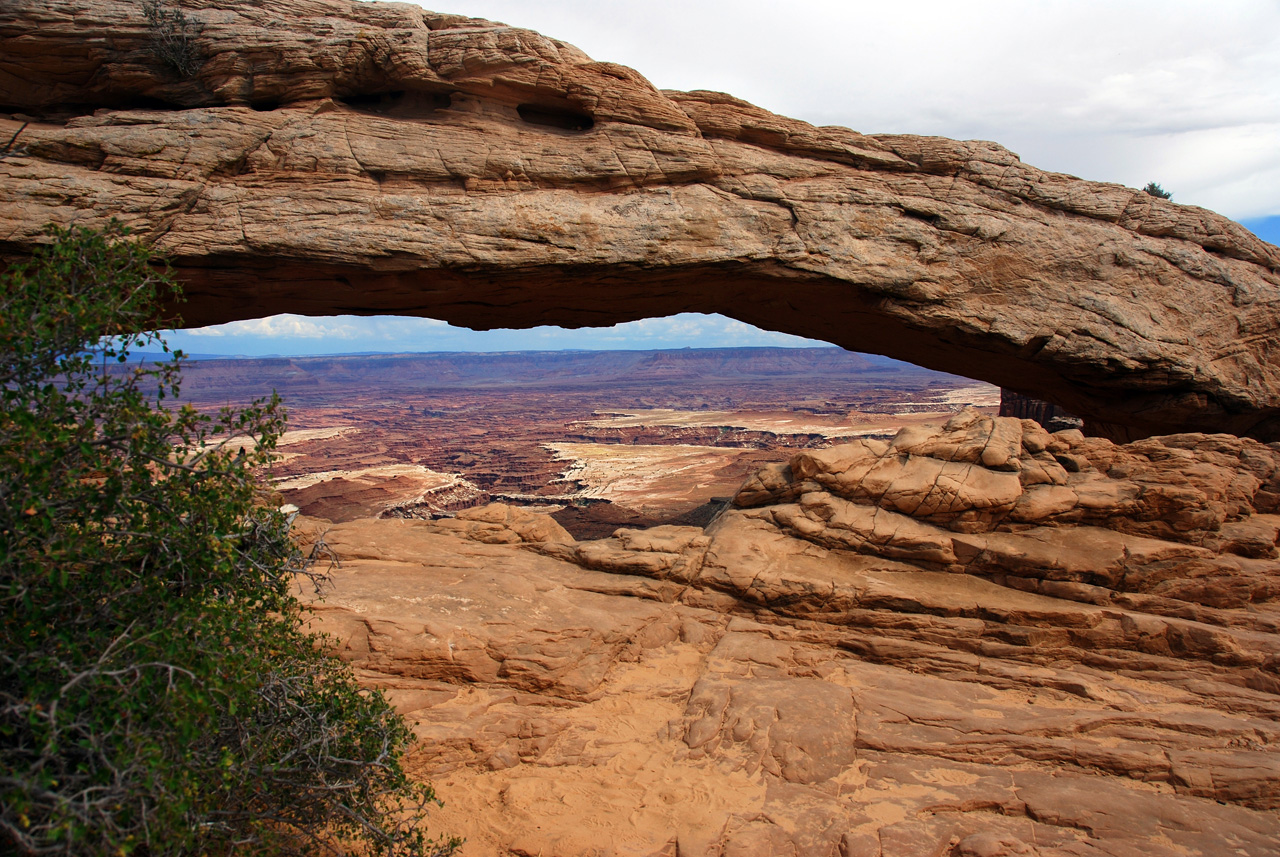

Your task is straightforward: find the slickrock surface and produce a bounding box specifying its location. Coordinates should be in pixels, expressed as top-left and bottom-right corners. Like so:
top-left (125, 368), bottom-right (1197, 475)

top-left (3, 1), bottom-right (1280, 440)
top-left (295, 411), bottom-right (1280, 856)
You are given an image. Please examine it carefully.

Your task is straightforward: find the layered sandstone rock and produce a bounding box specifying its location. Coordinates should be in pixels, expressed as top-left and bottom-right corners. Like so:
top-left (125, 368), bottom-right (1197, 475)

top-left (3, 0), bottom-right (1280, 440)
top-left (293, 412), bottom-right (1280, 855)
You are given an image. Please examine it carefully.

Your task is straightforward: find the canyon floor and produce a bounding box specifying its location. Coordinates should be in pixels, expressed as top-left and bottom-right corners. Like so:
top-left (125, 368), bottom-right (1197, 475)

top-left (179, 347), bottom-right (990, 532)
top-left (183, 348), bottom-right (1280, 857)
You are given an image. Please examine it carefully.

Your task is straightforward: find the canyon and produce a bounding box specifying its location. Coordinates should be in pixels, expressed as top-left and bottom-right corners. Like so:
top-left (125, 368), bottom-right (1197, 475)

top-left (179, 347), bottom-right (986, 532)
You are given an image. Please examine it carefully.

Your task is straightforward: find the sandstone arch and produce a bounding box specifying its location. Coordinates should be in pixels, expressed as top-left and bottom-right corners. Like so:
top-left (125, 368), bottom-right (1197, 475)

top-left (2, 0), bottom-right (1279, 440)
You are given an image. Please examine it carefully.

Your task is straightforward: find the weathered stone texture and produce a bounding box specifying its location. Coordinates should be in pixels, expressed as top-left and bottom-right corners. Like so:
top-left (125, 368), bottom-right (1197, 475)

top-left (289, 415), bottom-right (1280, 855)
top-left (2, 0), bottom-right (1280, 440)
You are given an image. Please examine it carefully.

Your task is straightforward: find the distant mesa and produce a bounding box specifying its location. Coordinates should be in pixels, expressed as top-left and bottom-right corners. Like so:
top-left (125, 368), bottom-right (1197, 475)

top-left (161, 347), bottom-right (894, 396)
top-left (2, 0), bottom-right (1279, 440)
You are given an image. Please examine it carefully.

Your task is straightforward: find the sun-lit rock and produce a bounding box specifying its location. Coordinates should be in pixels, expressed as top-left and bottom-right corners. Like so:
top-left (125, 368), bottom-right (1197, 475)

top-left (281, 409), bottom-right (1280, 855)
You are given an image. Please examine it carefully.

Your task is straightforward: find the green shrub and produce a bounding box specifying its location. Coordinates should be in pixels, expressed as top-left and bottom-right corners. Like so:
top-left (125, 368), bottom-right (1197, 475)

top-left (141, 0), bottom-right (203, 78)
top-left (0, 223), bottom-right (459, 856)
top-left (1142, 181), bottom-right (1172, 200)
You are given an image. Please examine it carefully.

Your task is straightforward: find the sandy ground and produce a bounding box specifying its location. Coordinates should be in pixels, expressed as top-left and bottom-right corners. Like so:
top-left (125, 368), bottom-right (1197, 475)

top-left (899, 382), bottom-right (1001, 408)
top-left (544, 442), bottom-right (754, 514)
top-left (273, 463), bottom-right (460, 492)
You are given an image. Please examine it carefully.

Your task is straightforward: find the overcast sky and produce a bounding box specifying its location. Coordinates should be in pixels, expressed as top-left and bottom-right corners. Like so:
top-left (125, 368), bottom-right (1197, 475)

top-left (167, 0), bottom-right (1280, 357)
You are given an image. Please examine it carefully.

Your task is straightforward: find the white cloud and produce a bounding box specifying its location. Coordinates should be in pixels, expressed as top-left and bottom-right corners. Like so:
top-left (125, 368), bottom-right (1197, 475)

top-left (626, 316), bottom-right (707, 340)
top-left (712, 317), bottom-right (821, 347)
top-left (364, 317), bottom-right (450, 337)
top-left (183, 314), bottom-right (361, 340)
top-left (164, 313), bottom-right (831, 356)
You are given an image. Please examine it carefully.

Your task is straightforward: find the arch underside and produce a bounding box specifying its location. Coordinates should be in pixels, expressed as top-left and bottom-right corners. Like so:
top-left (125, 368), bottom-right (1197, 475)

top-left (1, 0), bottom-right (1278, 441)
top-left (172, 256), bottom-right (1279, 443)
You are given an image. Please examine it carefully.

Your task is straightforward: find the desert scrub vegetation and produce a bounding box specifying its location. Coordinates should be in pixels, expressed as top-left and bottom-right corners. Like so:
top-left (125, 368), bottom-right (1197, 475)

top-left (142, 0), bottom-right (203, 77)
top-left (0, 223), bottom-right (459, 856)
top-left (1143, 181), bottom-right (1173, 200)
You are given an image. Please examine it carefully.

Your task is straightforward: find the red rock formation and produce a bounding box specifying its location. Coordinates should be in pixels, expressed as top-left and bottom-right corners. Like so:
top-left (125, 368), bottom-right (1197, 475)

top-left (2, 1), bottom-right (1279, 440)
top-left (999, 388), bottom-right (1080, 433)
top-left (293, 413), bottom-right (1280, 854)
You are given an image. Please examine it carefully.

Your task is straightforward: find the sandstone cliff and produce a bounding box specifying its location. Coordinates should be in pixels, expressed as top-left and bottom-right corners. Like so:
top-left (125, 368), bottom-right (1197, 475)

top-left (2, 0), bottom-right (1280, 440)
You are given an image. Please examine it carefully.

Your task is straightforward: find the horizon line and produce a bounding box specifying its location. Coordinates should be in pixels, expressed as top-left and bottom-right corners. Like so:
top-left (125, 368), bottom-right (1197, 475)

top-left (143, 343), bottom-right (854, 360)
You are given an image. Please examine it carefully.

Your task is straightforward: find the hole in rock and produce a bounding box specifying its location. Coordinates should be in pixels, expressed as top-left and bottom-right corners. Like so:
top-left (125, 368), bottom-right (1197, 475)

top-left (517, 103), bottom-right (595, 132)
top-left (1, 95), bottom-right (185, 121)
top-left (117, 95), bottom-right (187, 112)
top-left (157, 313), bottom-right (994, 538)
top-left (902, 207), bottom-right (941, 226)
top-left (1241, 215), bottom-right (1280, 248)
top-left (339, 91), bottom-right (406, 110)
top-left (338, 90), bottom-right (453, 118)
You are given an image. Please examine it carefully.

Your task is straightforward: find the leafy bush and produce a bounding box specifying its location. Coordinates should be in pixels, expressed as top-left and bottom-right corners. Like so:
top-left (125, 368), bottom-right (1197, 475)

top-left (1143, 181), bottom-right (1172, 200)
top-left (141, 0), bottom-right (203, 78)
top-left (0, 223), bottom-right (459, 856)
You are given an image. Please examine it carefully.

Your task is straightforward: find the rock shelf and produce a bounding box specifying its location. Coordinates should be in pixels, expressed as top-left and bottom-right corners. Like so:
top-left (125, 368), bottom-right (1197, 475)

top-left (294, 410), bottom-right (1280, 856)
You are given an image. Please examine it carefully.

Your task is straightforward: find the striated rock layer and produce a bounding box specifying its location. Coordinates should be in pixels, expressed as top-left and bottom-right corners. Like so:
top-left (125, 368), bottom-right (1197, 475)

top-left (3, 0), bottom-right (1280, 440)
top-left (295, 411), bottom-right (1280, 856)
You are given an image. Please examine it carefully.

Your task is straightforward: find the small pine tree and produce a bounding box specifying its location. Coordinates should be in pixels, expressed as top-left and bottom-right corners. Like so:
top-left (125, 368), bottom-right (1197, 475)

top-left (1143, 181), bottom-right (1173, 200)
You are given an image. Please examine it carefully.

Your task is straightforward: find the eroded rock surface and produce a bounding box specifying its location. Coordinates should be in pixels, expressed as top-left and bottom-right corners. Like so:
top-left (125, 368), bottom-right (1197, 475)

top-left (295, 412), bottom-right (1280, 856)
top-left (3, 1), bottom-right (1280, 440)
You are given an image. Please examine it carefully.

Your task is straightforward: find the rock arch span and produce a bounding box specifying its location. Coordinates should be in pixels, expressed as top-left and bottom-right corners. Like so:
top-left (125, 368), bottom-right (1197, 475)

top-left (2, 0), bottom-right (1279, 440)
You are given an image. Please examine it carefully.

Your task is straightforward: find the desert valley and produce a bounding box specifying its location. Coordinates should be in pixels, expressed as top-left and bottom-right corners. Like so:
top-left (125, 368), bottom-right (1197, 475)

top-left (178, 348), bottom-right (995, 533)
